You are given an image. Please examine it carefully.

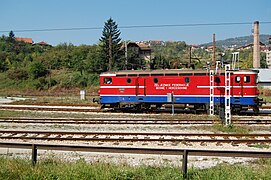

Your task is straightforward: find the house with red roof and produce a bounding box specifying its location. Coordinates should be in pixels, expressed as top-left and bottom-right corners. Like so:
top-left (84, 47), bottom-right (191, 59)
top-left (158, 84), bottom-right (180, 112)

top-left (15, 37), bottom-right (33, 44)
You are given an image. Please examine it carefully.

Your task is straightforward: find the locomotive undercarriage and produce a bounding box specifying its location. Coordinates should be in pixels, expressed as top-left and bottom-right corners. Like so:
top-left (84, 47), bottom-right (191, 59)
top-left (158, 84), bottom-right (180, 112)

top-left (100, 101), bottom-right (262, 114)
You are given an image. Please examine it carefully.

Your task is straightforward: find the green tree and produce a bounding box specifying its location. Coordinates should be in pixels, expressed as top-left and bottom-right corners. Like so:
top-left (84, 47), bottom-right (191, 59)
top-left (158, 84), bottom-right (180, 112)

top-left (29, 61), bottom-right (48, 79)
top-left (260, 52), bottom-right (267, 68)
top-left (86, 45), bottom-right (103, 73)
top-left (8, 31), bottom-right (15, 43)
top-left (99, 17), bottom-right (122, 71)
top-left (239, 50), bottom-right (253, 68)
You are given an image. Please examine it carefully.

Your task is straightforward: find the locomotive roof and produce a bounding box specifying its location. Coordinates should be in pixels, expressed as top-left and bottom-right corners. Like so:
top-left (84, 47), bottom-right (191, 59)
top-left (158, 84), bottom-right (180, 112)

top-left (100, 69), bottom-right (258, 76)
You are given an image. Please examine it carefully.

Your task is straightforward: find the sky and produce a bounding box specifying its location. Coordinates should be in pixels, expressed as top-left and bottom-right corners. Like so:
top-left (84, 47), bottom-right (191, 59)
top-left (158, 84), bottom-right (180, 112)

top-left (0, 0), bottom-right (271, 46)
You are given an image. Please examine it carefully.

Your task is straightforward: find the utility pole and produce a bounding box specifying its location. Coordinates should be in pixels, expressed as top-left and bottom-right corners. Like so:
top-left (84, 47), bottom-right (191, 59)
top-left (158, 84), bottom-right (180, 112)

top-left (212, 33), bottom-right (216, 68)
top-left (125, 41), bottom-right (128, 69)
top-left (189, 46), bottom-right (192, 67)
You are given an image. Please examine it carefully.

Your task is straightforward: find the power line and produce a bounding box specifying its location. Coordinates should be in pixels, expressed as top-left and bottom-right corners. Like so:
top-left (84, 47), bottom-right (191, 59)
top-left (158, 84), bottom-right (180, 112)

top-left (1, 21), bottom-right (271, 33)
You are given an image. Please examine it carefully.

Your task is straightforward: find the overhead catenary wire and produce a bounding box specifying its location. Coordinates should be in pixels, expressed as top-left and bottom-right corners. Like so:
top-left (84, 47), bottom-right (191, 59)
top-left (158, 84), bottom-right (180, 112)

top-left (1, 21), bottom-right (271, 33)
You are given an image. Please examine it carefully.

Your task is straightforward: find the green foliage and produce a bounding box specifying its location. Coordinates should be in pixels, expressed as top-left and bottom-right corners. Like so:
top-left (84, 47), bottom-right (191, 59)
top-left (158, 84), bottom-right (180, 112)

top-left (7, 68), bottom-right (28, 80)
top-left (212, 124), bottom-right (250, 134)
top-left (28, 61), bottom-right (48, 79)
top-left (85, 45), bottom-right (104, 73)
top-left (59, 71), bottom-right (99, 89)
top-left (225, 49), bottom-right (267, 69)
top-left (0, 157), bottom-right (271, 179)
top-left (32, 77), bottom-right (57, 90)
top-left (151, 42), bottom-right (210, 69)
top-left (260, 52), bottom-right (267, 68)
top-left (99, 17), bottom-right (122, 71)
top-left (250, 144), bottom-right (270, 149)
top-left (8, 31), bottom-right (15, 43)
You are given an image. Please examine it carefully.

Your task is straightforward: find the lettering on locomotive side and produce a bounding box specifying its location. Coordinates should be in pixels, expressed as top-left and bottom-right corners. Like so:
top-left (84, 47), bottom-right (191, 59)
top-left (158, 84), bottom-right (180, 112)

top-left (154, 83), bottom-right (188, 90)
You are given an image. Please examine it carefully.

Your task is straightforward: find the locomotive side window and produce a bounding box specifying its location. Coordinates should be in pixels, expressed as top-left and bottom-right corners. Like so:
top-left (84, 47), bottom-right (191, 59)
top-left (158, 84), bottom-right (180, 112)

top-left (153, 78), bottom-right (159, 83)
top-left (235, 76), bottom-right (241, 83)
top-left (126, 78), bottom-right (132, 84)
top-left (184, 77), bottom-right (190, 83)
top-left (214, 77), bottom-right (221, 83)
top-left (104, 77), bottom-right (112, 84)
top-left (244, 76), bottom-right (250, 83)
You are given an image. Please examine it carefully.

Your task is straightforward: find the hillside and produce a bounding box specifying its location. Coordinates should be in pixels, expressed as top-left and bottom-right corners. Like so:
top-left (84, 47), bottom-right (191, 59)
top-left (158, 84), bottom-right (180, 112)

top-left (201, 34), bottom-right (271, 49)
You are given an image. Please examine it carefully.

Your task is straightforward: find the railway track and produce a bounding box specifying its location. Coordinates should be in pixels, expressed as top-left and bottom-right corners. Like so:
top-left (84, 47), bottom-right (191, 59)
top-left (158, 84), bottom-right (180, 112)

top-left (0, 104), bottom-right (102, 112)
top-left (0, 130), bottom-right (270, 145)
top-left (1, 104), bottom-right (271, 116)
top-left (0, 117), bottom-right (271, 125)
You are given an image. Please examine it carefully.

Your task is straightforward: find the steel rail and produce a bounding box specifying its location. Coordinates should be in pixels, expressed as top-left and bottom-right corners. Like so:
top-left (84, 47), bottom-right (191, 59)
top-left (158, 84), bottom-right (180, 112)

top-left (0, 106), bottom-right (101, 112)
top-left (0, 117), bottom-right (271, 125)
top-left (1, 130), bottom-right (271, 136)
top-left (0, 130), bottom-right (270, 144)
top-left (1, 104), bottom-right (271, 116)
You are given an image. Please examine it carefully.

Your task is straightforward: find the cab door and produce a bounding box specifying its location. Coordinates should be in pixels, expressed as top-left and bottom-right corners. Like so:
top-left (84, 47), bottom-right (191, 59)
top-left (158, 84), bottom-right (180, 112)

top-left (136, 77), bottom-right (146, 101)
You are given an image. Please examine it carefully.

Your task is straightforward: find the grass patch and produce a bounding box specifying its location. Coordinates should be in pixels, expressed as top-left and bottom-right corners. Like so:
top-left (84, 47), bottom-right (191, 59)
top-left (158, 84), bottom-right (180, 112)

top-left (249, 144), bottom-right (270, 149)
top-left (0, 157), bottom-right (271, 179)
top-left (11, 96), bottom-right (99, 105)
top-left (190, 159), bottom-right (271, 180)
top-left (0, 156), bottom-right (182, 180)
top-left (212, 124), bottom-right (250, 134)
top-left (0, 110), bottom-right (28, 117)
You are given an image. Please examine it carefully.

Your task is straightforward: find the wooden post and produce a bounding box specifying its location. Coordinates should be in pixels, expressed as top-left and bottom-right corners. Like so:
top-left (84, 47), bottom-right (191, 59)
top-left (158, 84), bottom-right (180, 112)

top-left (32, 144), bottom-right (37, 166)
top-left (182, 150), bottom-right (188, 179)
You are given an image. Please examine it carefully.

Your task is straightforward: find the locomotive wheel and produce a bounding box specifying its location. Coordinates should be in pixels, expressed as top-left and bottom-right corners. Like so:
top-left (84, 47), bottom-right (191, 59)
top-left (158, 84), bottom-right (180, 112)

top-left (253, 106), bottom-right (259, 114)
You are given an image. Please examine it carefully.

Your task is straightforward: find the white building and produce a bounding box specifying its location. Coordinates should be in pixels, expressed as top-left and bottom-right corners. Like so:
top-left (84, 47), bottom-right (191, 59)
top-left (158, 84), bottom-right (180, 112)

top-left (266, 50), bottom-right (271, 69)
top-left (258, 69), bottom-right (271, 89)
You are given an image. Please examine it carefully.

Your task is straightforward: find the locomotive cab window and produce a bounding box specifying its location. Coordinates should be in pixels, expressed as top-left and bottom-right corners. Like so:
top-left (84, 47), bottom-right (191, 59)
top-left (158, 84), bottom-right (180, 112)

top-left (235, 76), bottom-right (241, 83)
top-left (184, 77), bottom-right (190, 83)
top-left (126, 78), bottom-right (132, 84)
top-left (153, 78), bottom-right (159, 83)
top-left (244, 76), bottom-right (250, 83)
top-left (104, 77), bottom-right (112, 84)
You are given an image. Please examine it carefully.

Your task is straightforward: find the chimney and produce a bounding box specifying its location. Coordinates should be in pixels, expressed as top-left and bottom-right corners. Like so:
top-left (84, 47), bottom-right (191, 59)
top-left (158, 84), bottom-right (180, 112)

top-left (253, 21), bottom-right (260, 68)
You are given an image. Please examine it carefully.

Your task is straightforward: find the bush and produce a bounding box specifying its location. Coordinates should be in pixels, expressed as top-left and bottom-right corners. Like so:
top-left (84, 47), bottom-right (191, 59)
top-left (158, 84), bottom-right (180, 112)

top-left (262, 88), bottom-right (271, 96)
top-left (7, 68), bottom-right (28, 80)
top-left (33, 77), bottom-right (48, 90)
top-left (88, 73), bottom-right (100, 86)
top-left (259, 87), bottom-right (271, 97)
top-left (61, 72), bottom-right (99, 89)
top-left (29, 61), bottom-right (48, 79)
top-left (32, 77), bottom-right (57, 90)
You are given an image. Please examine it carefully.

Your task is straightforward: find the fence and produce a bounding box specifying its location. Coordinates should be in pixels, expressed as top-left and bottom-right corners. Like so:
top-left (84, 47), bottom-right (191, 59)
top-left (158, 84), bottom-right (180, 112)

top-left (0, 142), bottom-right (271, 179)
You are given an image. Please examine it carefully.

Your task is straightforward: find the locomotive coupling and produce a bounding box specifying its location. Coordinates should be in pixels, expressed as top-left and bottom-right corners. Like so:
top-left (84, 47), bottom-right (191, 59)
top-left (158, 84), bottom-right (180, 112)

top-left (92, 98), bottom-right (100, 104)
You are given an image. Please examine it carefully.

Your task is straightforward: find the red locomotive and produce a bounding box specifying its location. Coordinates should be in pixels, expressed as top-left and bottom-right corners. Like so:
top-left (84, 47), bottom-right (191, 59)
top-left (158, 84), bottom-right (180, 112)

top-left (97, 68), bottom-right (263, 113)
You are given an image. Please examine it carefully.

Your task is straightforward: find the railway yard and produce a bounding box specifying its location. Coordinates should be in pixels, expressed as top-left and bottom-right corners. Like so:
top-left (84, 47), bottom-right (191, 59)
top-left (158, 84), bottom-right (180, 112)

top-left (0, 97), bottom-right (271, 170)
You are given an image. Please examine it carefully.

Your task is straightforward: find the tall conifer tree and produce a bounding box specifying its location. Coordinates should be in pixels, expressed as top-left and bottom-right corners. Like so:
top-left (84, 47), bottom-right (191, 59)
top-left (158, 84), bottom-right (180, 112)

top-left (99, 17), bottom-right (122, 71)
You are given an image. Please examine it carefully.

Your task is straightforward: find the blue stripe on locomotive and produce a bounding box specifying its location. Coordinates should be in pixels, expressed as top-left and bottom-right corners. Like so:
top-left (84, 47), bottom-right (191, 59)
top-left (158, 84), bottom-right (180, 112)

top-left (100, 96), bottom-right (256, 106)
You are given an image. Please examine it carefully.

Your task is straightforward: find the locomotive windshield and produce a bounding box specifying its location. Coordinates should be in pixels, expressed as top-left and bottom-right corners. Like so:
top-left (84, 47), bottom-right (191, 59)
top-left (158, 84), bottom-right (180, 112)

top-left (104, 77), bottom-right (112, 84)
